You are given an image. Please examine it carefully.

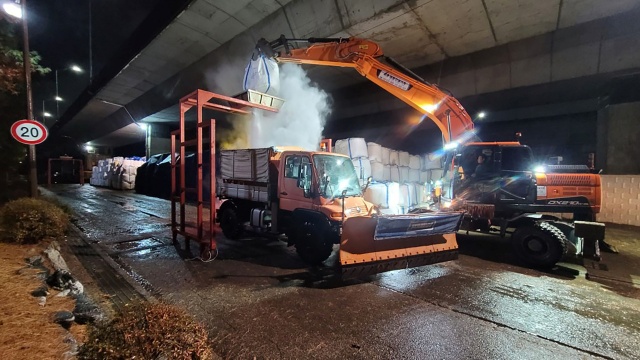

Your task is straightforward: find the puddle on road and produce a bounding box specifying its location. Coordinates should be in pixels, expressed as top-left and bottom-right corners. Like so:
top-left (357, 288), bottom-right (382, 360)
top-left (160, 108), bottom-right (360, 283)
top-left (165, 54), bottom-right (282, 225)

top-left (114, 237), bottom-right (163, 251)
top-left (111, 237), bottom-right (169, 254)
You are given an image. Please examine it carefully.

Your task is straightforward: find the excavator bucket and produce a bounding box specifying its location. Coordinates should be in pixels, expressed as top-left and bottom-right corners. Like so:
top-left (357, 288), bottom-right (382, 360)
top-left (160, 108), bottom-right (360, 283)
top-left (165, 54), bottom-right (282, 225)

top-left (339, 212), bottom-right (464, 279)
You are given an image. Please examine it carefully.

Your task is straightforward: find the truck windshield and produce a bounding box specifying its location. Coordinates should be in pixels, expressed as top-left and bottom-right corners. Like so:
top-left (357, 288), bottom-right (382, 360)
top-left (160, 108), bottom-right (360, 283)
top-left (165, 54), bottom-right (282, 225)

top-left (313, 154), bottom-right (361, 198)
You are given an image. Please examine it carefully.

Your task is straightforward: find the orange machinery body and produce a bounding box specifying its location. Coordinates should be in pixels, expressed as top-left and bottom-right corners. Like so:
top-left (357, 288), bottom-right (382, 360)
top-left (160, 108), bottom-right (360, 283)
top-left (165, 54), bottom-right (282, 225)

top-left (218, 146), bottom-right (461, 276)
top-left (270, 149), bottom-right (459, 270)
top-left (534, 172), bottom-right (602, 214)
top-left (450, 141), bottom-right (602, 215)
top-left (257, 36), bottom-right (474, 143)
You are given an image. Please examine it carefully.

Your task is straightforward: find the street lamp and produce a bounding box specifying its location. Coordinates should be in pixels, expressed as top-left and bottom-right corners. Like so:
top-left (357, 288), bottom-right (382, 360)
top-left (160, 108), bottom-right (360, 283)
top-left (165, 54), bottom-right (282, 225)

top-left (477, 111), bottom-right (486, 119)
top-left (2, 1), bottom-right (21, 18)
top-left (2, 0), bottom-right (37, 197)
top-left (55, 64), bottom-right (82, 117)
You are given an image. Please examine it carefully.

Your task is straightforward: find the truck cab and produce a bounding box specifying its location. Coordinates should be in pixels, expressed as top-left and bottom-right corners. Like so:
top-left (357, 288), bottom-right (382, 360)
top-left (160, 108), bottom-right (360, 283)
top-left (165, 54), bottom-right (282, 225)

top-left (217, 147), bottom-right (376, 264)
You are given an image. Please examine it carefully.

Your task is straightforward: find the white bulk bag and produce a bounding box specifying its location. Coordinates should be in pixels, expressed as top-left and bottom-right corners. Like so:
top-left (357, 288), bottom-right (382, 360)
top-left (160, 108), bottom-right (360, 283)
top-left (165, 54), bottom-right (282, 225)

top-left (364, 183), bottom-right (389, 208)
top-left (383, 165), bottom-right (391, 181)
top-left (367, 143), bottom-right (383, 163)
top-left (370, 161), bottom-right (385, 182)
top-left (420, 171), bottom-right (430, 183)
top-left (381, 147), bottom-right (391, 165)
top-left (390, 166), bottom-right (400, 182)
top-left (415, 183), bottom-right (428, 204)
top-left (399, 183), bottom-right (417, 207)
top-left (406, 183), bottom-right (417, 206)
top-left (399, 166), bottom-right (410, 183)
top-left (351, 157), bottom-right (372, 183)
top-left (409, 169), bottom-right (421, 183)
top-left (423, 153), bottom-right (442, 170)
top-left (431, 169), bottom-right (444, 181)
top-left (399, 151), bottom-right (410, 167)
top-left (335, 138), bottom-right (368, 159)
top-left (409, 155), bottom-right (421, 170)
top-left (389, 150), bottom-right (399, 165)
top-left (243, 54), bottom-right (280, 95)
top-left (386, 182), bottom-right (401, 210)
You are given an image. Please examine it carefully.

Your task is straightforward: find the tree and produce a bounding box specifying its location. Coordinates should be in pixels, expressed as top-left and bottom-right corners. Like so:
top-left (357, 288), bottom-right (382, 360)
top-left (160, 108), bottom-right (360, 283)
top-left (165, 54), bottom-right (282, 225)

top-left (0, 18), bottom-right (49, 199)
top-left (0, 20), bottom-right (50, 94)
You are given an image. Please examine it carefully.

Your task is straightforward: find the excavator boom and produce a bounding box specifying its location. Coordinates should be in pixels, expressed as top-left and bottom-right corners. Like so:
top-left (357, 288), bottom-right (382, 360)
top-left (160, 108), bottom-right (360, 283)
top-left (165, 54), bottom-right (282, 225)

top-left (256, 36), bottom-right (474, 142)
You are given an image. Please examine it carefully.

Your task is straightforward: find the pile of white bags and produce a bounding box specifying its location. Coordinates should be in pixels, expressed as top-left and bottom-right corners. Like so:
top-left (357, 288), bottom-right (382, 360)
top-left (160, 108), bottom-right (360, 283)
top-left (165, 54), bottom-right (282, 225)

top-left (335, 138), bottom-right (371, 185)
top-left (90, 157), bottom-right (145, 190)
top-left (336, 137), bottom-right (445, 214)
top-left (90, 159), bottom-right (112, 187)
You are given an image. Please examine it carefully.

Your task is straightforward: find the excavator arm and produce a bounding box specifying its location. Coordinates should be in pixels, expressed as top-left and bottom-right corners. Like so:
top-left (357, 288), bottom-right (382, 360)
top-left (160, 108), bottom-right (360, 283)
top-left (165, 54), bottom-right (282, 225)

top-left (256, 35), bottom-right (474, 143)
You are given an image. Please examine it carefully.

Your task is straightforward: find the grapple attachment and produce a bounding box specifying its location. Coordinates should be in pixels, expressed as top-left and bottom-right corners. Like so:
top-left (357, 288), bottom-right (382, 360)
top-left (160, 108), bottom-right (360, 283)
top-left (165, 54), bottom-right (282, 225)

top-left (339, 212), bottom-right (463, 279)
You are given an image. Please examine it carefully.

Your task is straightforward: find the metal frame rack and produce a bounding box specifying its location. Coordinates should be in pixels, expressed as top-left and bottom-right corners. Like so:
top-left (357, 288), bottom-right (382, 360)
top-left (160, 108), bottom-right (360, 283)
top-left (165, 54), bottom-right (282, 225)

top-left (170, 89), bottom-right (280, 259)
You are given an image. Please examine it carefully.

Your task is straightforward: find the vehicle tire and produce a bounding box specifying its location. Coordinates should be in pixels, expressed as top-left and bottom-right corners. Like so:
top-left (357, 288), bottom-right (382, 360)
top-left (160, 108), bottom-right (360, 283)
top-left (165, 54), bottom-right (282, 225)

top-left (548, 221), bottom-right (579, 256)
top-left (511, 222), bottom-right (568, 269)
top-left (220, 207), bottom-right (242, 240)
top-left (294, 220), bottom-right (333, 265)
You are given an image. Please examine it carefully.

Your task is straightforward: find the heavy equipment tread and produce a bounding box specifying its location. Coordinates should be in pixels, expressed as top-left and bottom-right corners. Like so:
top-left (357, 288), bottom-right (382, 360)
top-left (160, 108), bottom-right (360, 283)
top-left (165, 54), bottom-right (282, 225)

top-left (537, 221), bottom-right (569, 258)
top-left (511, 221), bottom-right (568, 269)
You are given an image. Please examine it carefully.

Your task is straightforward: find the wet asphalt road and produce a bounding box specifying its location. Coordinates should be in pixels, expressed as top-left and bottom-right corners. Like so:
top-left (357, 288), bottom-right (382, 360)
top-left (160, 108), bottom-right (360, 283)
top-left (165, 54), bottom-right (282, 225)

top-left (46, 185), bottom-right (640, 359)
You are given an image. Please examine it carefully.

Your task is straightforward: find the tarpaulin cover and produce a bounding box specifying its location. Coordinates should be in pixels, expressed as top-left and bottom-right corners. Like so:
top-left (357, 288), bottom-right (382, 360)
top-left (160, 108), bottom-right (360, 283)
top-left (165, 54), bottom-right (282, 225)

top-left (374, 212), bottom-right (463, 240)
top-left (220, 148), bottom-right (271, 182)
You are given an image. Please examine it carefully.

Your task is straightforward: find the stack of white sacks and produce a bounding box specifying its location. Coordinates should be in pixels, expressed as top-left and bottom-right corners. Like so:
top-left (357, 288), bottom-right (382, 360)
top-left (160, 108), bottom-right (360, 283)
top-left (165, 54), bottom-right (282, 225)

top-left (90, 157), bottom-right (145, 190)
top-left (335, 137), bottom-right (445, 215)
top-left (334, 138), bottom-right (371, 186)
top-left (90, 159), bottom-right (112, 187)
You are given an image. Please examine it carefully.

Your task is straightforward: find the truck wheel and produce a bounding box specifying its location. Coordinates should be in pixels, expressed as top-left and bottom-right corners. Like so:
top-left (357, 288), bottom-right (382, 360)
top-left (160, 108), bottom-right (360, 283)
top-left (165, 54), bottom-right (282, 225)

top-left (220, 207), bottom-right (242, 240)
top-left (294, 220), bottom-right (333, 265)
top-left (511, 222), bottom-right (568, 269)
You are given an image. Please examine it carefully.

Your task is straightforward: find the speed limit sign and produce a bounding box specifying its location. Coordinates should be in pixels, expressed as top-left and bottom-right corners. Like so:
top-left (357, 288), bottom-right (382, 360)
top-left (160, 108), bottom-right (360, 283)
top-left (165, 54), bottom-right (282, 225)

top-left (10, 119), bottom-right (48, 145)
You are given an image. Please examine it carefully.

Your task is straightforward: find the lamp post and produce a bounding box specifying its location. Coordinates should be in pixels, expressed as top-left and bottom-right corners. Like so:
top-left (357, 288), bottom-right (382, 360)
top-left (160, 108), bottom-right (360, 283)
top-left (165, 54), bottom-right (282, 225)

top-left (2, 0), bottom-right (38, 197)
top-left (55, 64), bottom-right (82, 117)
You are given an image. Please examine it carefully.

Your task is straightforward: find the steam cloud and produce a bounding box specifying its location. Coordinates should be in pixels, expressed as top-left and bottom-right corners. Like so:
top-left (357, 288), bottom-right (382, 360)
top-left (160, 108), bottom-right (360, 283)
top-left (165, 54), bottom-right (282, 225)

top-left (221, 63), bottom-right (331, 150)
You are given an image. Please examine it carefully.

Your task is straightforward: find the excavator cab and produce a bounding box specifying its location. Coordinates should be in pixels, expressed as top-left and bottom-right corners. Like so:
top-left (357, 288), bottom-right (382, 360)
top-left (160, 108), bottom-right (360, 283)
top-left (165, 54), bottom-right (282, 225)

top-left (448, 142), bottom-right (537, 212)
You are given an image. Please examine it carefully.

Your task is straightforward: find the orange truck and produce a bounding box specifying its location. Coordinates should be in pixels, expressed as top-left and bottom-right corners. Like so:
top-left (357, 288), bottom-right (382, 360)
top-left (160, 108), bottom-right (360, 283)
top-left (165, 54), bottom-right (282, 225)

top-left (216, 146), bottom-right (463, 277)
top-left (255, 35), bottom-right (604, 268)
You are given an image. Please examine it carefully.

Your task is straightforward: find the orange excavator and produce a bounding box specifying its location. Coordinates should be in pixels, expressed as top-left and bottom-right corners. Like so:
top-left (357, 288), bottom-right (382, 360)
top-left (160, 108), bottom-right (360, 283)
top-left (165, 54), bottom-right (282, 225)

top-left (256, 35), bottom-right (604, 268)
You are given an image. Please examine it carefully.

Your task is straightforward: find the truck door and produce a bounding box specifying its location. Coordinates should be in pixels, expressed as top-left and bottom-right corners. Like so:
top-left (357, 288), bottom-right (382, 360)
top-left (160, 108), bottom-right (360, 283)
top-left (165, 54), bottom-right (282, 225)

top-left (279, 154), bottom-right (314, 212)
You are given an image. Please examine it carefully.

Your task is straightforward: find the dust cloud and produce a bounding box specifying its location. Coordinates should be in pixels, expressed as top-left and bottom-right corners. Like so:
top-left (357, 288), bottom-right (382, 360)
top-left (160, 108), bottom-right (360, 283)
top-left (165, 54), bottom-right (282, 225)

top-left (221, 63), bottom-right (331, 150)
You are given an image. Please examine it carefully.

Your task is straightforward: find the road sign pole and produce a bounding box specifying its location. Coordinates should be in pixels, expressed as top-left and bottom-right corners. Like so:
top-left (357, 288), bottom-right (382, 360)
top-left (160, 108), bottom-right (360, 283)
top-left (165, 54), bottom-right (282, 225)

top-left (21, 0), bottom-right (38, 198)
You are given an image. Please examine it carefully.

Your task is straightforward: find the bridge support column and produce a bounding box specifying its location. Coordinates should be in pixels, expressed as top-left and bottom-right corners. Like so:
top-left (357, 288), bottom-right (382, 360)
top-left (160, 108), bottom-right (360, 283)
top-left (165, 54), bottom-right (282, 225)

top-left (597, 101), bottom-right (640, 174)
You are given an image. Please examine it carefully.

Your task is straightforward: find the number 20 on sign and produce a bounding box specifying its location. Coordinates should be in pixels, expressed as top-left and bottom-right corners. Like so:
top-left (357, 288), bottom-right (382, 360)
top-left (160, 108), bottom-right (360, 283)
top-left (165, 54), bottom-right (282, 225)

top-left (11, 119), bottom-right (48, 145)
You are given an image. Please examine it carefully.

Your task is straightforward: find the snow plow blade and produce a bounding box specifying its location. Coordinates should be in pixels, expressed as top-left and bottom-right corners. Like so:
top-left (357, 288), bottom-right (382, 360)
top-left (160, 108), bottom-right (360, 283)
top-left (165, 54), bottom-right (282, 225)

top-left (339, 212), bottom-right (464, 279)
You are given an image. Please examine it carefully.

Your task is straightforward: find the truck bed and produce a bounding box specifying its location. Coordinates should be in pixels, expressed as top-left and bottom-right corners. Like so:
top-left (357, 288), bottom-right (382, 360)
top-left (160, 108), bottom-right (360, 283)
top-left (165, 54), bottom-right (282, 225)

top-left (217, 148), bottom-right (274, 203)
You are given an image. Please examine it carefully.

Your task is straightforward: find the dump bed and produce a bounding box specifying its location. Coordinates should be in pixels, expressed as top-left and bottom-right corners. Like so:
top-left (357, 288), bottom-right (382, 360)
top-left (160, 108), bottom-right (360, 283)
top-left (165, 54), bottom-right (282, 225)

top-left (217, 148), bottom-right (274, 203)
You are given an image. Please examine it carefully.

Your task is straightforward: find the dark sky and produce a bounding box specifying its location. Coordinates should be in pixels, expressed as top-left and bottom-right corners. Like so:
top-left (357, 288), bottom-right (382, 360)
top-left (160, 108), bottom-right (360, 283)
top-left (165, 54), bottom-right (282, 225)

top-left (28, 0), bottom-right (161, 124)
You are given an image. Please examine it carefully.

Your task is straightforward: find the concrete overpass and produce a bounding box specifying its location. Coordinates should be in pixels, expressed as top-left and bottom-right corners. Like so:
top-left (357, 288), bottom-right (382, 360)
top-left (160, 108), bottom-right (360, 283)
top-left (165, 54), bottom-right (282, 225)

top-left (51, 0), bottom-right (640, 173)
